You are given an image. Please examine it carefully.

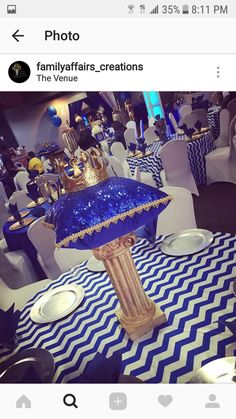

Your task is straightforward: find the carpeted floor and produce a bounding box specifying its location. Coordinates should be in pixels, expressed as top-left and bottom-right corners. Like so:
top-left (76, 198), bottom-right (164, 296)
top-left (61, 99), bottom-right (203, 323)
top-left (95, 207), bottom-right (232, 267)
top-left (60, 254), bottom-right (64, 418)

top-left (193, 182), bottom-right (236, 234)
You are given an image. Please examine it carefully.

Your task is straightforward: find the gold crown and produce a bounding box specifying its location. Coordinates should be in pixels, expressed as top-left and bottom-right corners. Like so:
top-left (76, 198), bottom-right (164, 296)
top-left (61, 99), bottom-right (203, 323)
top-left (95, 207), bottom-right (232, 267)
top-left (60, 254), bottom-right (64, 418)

top-left (56, 147), bottom-right (109, 193)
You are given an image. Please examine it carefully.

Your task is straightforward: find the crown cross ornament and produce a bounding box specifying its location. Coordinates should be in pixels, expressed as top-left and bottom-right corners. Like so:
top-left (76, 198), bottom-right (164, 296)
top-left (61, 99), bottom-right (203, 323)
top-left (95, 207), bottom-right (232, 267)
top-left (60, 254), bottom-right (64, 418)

top-left (56, 147), bottom-right (109, 193)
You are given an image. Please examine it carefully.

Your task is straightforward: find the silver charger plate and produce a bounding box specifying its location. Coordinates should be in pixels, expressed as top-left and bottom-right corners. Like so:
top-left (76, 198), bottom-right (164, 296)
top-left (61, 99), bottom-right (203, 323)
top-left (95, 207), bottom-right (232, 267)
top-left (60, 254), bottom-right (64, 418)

top-left (86, 255), bottom-right (106, 272)
top-left (160, 229), bottom-right (214, 256)
top-left (188, 357), bottom-right (236, 384)
top-left (0, 348), bottom-right (54, 383)
top-left (233, 280), bottom-right (236, 298)
top-left (30, 284), bottom-right (84, 324)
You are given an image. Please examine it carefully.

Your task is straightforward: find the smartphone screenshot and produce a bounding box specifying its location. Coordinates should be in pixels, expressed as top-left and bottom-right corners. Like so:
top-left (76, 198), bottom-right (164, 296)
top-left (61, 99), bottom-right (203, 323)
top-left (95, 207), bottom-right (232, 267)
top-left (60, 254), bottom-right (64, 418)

top-left (0, 0), bottom-right (235, 417)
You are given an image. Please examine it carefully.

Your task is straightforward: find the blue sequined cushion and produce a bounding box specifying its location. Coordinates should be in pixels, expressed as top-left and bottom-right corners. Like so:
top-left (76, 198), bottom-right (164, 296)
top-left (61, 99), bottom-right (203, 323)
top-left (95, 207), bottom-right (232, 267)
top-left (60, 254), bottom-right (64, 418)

top-left (45, 177), bottom-right (171, 250)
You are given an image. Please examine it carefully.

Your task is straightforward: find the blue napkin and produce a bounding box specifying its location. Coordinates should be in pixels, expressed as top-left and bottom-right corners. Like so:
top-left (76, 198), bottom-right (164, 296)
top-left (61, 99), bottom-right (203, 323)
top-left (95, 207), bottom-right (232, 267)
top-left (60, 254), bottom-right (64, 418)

top-left (68, 352), bottom-right (122, 383)
top-left (128, 142), bottom-right (137, 153)
top-left (30, 207), bottom-right (46, 218)
top-left (28, 170), bottom-right (39, 181)
top-left (0, 304), bottom-right (21, 346)
top-left (8, 203), bottom-right (21, 221)
top-left (218, 319), bottom-right (236, 339)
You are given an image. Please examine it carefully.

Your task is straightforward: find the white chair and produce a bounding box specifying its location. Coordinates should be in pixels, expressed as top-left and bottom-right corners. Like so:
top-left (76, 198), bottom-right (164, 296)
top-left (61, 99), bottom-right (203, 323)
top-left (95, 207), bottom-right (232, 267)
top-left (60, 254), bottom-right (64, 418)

top-left (179, 112), bottom-right (199, 128)
top-left (214, 109), bottom-right (230, 148)
top-left (42, 158), bottom-right (52, 173)
top-left (0, 247), bottom-right (38, 289)
top-left (178, 104), bottom-right (192, 119)
top-left (0, 181), bottom-right (8, 204)
top-left (148, 117), bottom-right (155, 127)
top-left (124, 128), bottom-right (136, 148)
top-left (0, 277), bottom-right (52, 311)
top-left (54, 247), bottom-right (93, 273)
top-left (9, 190), bottom-right (32, 209)
top-left (169, 113), bottom-right (179, 133)
top-left (100, 141), bottom-right (110, 155)
top-left (227, 97), bottom-right (236, 122)
top-left (14, 171), bottom-right (30, 190)
top-left (205, 134), bottom-right (236, 185)
top-left (144, 127), bottom-right (158, 145)
top-left (229, 114), bottom-right (236, 147)
top-left (156, 186), bottom-right (197, 236)
top-left (160, 139), bottom-right (199, 196)
top-left (111, 142), bottom-right (127, 163)
top-left (126, 121), bottom-right (138, 138)
top-left (133, 166), bottom-right (156, 188)
top-left (27, 217), bottom-right (62, 279)
top-left (109, 156), bottom-right (125, 177)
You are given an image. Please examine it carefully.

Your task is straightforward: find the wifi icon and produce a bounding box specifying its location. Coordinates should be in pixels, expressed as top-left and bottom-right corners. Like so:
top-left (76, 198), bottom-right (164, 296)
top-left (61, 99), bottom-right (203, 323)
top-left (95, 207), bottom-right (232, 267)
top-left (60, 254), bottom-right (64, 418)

top-left (127, 4), bottom-right (135, 13)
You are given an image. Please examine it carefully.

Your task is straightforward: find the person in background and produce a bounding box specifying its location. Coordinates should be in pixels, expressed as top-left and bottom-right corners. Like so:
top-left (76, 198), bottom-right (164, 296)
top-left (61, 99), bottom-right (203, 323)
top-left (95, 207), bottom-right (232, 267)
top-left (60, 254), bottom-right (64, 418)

top-left (78, 130), bottom-right (101, 151)
top-left (0, 142), bottom-right (17, 198)
top-left (111, 111), bottom-right (127, 149)
top-left (28, 151), bottom-right (44, 174)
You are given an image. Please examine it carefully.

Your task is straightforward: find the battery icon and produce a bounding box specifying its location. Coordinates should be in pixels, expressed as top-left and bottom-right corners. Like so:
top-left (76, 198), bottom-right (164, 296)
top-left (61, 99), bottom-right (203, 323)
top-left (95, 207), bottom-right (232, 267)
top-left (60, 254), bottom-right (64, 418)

top-left (182, 4), bottom-right (189, 14)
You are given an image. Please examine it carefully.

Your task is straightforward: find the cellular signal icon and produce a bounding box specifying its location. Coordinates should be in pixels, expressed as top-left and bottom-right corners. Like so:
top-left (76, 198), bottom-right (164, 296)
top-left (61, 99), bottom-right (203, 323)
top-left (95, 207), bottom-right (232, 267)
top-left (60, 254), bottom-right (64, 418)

top-left (150, 4), bottom-right (159, 14)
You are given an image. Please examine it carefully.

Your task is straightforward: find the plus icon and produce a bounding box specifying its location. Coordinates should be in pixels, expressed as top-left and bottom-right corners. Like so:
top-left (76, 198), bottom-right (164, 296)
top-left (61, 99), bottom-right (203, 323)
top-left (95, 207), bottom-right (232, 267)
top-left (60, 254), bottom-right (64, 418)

top-left (109, 393), bottom-right (127, 410)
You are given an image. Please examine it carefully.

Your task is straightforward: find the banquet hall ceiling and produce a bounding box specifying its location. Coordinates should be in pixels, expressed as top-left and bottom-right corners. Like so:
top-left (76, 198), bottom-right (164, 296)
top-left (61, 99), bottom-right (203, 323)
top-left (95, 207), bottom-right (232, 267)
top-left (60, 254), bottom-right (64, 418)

top-left (0, 92), bottom-right (70, 111)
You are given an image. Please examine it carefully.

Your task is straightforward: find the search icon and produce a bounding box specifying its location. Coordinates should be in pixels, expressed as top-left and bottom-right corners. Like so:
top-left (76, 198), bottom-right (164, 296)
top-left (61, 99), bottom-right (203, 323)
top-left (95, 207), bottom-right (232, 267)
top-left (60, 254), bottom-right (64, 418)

top-left (63, 394), bottom-right (78, 409)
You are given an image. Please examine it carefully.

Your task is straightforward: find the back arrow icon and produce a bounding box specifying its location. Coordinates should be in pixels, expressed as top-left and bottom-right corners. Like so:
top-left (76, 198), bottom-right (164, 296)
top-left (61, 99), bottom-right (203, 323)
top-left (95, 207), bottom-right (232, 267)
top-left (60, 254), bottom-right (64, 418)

top-left (12, 30), bottom-right (24, 42)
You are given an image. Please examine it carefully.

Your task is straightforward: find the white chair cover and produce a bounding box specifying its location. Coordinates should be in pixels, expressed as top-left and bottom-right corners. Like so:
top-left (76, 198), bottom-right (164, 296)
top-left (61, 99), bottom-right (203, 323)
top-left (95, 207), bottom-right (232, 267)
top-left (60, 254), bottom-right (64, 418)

top-left (156, 186), bottom-right (197, 236)
top-left (148, 117), bottom-right (155, 127)
top-left (0, 181), bottom-right (8, 203)
top-left (178, 104), bottom-right (192, 119)
top-left (14, 171), bottom-right (30, 190)
top-left (9, 190), bottom-right (32, 208)
top-left (109, 156), bottom-right (125, 177)
top-left (206, 131), bottom-right (236, 185)
top-left (42, 158), bottom-right (53, 173)
top-left (168, 113), bottom-right (179, 133)
top-left (214, 109), bottom-right (230, 148)
top-left (54, 247), bottom-right (93, 273)
top-left (229, 114), bottom-right (236, 147)
top-left (27, 217), bottom-right (62, 279)
top-left (160, 139), bottom-right (199, 195)
top-left (0, 278), bottom-right (51, 311)
top-left (179, 112), bottom-right (199, 128)
top-left (0, 196), bottom-right (9, 234)
top-left (0, 247), bottom-right (38, 289)
top-left (126, 121), bottom-right (138, 138)
top-left (111, 142), bottom-right (127, 163)
top-left (124, 128), bottom-right (136, 148)
top-left (132, 166), bottom-right (156, 188)
top-left (227, 97), bottom-right (236, 122)
top-left (144, 127), bottom-right (158, 145)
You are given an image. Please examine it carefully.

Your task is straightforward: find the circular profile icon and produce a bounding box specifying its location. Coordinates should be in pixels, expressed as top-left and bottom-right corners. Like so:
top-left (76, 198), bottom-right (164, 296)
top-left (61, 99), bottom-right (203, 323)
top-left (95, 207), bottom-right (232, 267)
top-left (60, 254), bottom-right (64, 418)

top-left (8, 61), bottom-right (31, 83)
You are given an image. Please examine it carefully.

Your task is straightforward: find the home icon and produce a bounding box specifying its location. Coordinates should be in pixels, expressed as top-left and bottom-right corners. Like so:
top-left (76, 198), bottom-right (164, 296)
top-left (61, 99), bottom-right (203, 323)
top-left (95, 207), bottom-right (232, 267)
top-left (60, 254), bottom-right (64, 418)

top-left (16, 395), bottom-right (31, 409)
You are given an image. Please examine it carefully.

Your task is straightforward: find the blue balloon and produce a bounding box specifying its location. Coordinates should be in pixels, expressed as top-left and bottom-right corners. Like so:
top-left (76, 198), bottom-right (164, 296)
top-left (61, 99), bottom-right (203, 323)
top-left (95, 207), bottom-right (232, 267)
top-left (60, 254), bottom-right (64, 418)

top-left (51, 115), bottom-right (62, 127)
top-left (47, 106), bottom-right (57, 117)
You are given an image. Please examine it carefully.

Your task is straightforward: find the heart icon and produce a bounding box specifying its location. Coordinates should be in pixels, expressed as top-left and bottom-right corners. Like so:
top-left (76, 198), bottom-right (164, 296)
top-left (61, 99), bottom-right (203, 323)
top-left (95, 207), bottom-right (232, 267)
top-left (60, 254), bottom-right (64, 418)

top-left (158, 395), bottom-right (173, 407)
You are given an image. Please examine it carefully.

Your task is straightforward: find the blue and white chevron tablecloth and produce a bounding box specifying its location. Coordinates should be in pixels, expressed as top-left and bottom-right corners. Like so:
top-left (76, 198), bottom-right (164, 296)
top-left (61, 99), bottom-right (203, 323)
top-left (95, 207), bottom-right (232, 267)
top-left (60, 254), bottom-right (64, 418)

top-left (207, 109), bottom-right (221, 140)
top-left (2, 232), bottom-right (235, 384)
top-left (127, 132), bottom-right (214, 187)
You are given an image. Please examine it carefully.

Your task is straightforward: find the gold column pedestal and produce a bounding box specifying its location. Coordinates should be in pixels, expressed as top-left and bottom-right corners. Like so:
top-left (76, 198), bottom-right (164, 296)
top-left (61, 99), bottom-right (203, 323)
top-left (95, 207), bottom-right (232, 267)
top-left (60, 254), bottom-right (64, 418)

top-left (93, 233), bottom-right (166, 341)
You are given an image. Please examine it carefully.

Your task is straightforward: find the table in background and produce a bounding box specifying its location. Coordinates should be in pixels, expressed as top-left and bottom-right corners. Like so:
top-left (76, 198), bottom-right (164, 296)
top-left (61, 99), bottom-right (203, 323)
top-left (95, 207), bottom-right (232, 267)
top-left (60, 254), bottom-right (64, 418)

top-left (207, 107), bottom-right (221, 139)
top-left (10, 232), bottom-right (236, 383)
top-left (127, 131), bottom-right (214, 187)
top-left (3, 202), bottom-right (51, 279)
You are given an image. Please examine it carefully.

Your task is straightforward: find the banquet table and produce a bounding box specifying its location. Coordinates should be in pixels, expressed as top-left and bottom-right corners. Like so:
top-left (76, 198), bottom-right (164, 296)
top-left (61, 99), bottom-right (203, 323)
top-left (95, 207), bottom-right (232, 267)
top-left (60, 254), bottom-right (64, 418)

top-left (127, 132), bottom-right (214, 187)
top-left (3, 232), bottom-right (235, 383)
top-left (207, 107), bottom-right (221, 140)
top-left (3, 202), bottom-right (51, 279)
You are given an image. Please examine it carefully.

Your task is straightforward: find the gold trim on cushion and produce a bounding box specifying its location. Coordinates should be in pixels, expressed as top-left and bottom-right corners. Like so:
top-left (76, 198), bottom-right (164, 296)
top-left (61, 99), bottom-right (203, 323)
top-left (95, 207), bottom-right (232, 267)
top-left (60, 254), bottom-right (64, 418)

top-left (43, 195), bottom-right (172, 248)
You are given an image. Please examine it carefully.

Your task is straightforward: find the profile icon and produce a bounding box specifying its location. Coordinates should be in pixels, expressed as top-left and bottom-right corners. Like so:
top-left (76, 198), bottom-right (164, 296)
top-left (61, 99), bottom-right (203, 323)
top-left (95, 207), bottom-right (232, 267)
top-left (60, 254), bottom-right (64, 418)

top-left (8, 61), bottom-right (31, 83)
top-left (205, 394), bottom-right (220, 408)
